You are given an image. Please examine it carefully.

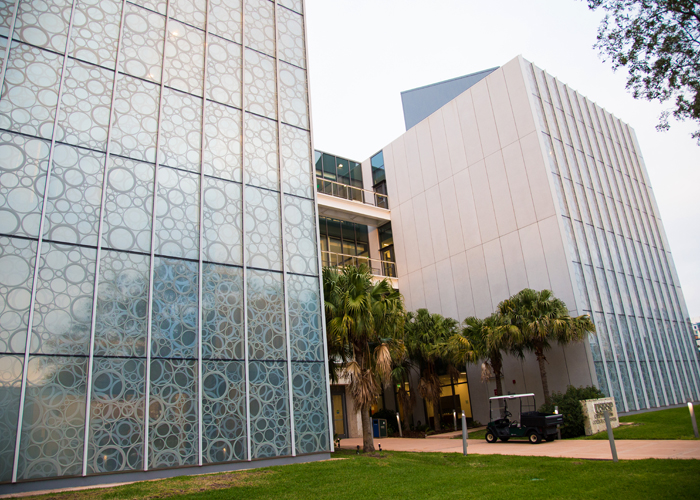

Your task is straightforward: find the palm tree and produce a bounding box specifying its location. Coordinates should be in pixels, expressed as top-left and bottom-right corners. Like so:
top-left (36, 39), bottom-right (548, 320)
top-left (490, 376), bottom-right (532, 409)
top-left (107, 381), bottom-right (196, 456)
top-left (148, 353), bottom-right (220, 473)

top-left (498, 289), bottom-right (596, 406)
top-left (323, 265), bottom-right (405, 452)
top-left (404, 309), bottom-right (459, 431)
top-left (451, 313), bottom-right (521, 397)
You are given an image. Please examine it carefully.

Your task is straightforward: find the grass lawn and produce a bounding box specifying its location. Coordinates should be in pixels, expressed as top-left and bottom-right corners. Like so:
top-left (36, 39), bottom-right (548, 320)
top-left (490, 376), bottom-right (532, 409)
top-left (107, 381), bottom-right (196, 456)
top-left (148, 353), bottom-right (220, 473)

top-left (579, 404), bottom-right (700, 440)
top-left (11, 450), bottom-right (700, 500)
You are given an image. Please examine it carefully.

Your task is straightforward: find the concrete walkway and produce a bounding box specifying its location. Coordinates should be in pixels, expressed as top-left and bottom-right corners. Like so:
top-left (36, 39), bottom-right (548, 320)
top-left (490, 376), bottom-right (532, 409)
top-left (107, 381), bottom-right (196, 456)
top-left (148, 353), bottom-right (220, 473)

top-left (340, 436), bottom-right (700, 460)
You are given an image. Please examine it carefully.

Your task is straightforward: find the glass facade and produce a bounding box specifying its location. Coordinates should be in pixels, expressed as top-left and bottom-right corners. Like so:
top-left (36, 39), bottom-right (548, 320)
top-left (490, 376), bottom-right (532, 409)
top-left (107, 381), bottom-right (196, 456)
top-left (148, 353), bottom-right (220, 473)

top-left (318, 216), bottom-right (369, 267)
top-left (525, 61), bottom-right (700, 411)
top-left (0, 0), bottom-right (329, 485)
top-left (314, 150), bottom-right (363, 201)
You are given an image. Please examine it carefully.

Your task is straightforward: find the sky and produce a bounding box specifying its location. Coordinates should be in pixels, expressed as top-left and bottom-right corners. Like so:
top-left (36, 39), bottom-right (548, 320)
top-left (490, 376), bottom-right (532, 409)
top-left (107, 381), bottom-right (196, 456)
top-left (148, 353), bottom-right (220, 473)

top-left (304, 0), bottom-right (700, 319)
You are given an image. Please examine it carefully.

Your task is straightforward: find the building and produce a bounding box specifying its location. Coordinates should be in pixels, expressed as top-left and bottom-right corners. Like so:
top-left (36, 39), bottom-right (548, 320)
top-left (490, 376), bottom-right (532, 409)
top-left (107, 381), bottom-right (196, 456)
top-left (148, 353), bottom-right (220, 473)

top-left (692, 318), bottom-right (700, 353)
top-left (320, 55), bottom-right (700, 433)
top-left (0, 0), bottom-right (331, 492)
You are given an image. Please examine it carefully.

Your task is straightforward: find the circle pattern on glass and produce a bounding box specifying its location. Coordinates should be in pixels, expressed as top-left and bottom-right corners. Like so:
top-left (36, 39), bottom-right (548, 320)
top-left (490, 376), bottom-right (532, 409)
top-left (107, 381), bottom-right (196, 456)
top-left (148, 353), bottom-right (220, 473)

top-left (203, 264), bottom-right (243, 360)
top-left (151, 257), bottom-right (198, 359)
top-left (111, 75), bottom-right (159, 163)
top-left (245, 186), bottom-right (282, 271)
top-left (14, 0), bottom-right (71, 53)
top-left (249, 361), bottom-right (290, 459)
top-left (101, 157), bottom-right (155, 254)
top-left (87, 357), bottom-right (145, 474)
top-left (287, 274), bottom-right (323, 362)
top-left (244, 113), bottom-right (278, 191)
top-left (203, 177), bottom-right (242, 265)
top-left (148, 359), bottom-right (197, 468)
top-left (69, 0), bottom-right (122, 69)
top-left (0, 42), bottom-right (63, 140)
top-left (159, 88), bottom-right (202, 172)
top-left (280, 124), bottom-right (312, 199)
top-left (203, 101), bottom-right (242, 182)
top-left (244, 0), bottom-right (275, 57)
top-left (119, 4), bottom-right (164, 83)
top-left (17, 356), bottom-right (88, 481)
top-left (56, 59), bottom-right (114, 152)
top-left (277, 7), bottom-right (305, 69)
top-left (208, 0), bottom-right (242, 44)
top-left (0, 132), bottom-right (51, 238)
top-left (44, 145), bottom-right (105, 246)
top-left (284, 196), bottom-right (318, 276)
top-left (155, 167), bottom-right (199, 260)
top-left (0, 355), bottom-right (23, 483)
top-left (244, 49), bottom-right (276, 120)
top-left (247, 270), bottom-right (285, 361)
top-left (164, 20), bottom-right (204, 96)
top-left (278, 62), bottom-right (308, 130)
top-left (292, 362), bottom-right (329, 454)
top-left (207, 35), bottom-right (242, 108)
top-left (30, 243), bottom-right (96, 355)
top-left (94, 250), bottom-right (150, 357)
top-left (202, 361), bottom-right (246, 463)
top-left (0, 237), bottom-right (36, 353)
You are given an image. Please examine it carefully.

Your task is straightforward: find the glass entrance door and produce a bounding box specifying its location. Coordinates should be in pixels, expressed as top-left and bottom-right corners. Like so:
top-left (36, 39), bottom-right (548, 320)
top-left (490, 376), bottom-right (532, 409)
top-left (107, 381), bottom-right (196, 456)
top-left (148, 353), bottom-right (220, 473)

top-left (331, 393), bottom-right (347, 438)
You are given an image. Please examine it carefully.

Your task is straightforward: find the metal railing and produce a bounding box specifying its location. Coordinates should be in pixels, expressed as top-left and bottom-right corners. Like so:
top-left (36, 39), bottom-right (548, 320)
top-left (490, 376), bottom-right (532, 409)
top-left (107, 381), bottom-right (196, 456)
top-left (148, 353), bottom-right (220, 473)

top-left (316, 177), bottom-right (389, 209)
top-left (321, 251), bottom-right (397, 278)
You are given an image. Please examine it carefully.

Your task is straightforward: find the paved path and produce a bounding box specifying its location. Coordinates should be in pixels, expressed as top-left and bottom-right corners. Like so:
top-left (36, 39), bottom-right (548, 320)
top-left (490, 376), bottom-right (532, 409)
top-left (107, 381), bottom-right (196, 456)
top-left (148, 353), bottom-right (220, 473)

top-left (340, 436), bottom-right (700, 460)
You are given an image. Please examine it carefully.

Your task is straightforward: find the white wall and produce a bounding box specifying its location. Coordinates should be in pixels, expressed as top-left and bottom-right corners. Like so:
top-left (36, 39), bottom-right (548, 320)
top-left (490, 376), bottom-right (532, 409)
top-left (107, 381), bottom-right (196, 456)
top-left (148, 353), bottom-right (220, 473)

top-left (380, 56), bottom-right (592, 422)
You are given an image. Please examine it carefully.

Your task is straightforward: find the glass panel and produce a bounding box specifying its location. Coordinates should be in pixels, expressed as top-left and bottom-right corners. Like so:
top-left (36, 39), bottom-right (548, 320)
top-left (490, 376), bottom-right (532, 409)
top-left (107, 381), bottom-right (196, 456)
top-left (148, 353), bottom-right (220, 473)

top-left (281, 124), bottom-right (312, 199)
top-left (247, 268), bottom-right (285, 361)
top-left (0, 42), bottom-right (63, 139)
top-left (277, 7), bottom-right (305, 68)
top-left (69, 0), bottom-right (122, 69)
top-left (244, 0), bottom-right (275, 57)
top-left (284, 195), bottom-right (318, 275)
top-left (148, 359), bottom-right (197, 468)
top-left (170, 0), bottom-right (205, 28)
top-left (249, 361), bottom-right (290, 458)
top-left (287, 274), bottom-right (323, 362)
top-left (0, 132), bottom-right (50, 238)
top-left (202, 264), bottom-right (243, 360)
top-left (292, 362), bottom-right (328, 455)
top-left (0, 236), bottom-right (36, 353)
top-left (131, 0), bottom-right (167, 15)
top-left (159, 88), bottom-right (202, 172)
top-left (43, 145), bottom-right (105, 246)
top-left (244, 113), bottom-right (278, 190)
top-left (245, 186), bottom-right (282, 271)
top-left (207, 34), bottom-right (242, 108)
top-left (278, 0), bottom-right (302, 14)
top-left (13, 0), bottom-right (71, 52)
top-left (243, 48), bottom-right (276, 119)
top-left (202, 360), bottom-right (246, 463)
top-left (203, 101), bottom-right (241, 182)
top-left (0, 355), bottom-right (22, 482)
top-left (111, 75), bottom-right (160, 163)
top-left (30, 243), bottom-right (96, 355)
top-left (151, 257), bottom-right (198, 358)
top-left (56, 59), bottom-right (114, 151)
top-left (101, 157), bottom-right (155, 253)
top-left (203, 177), bottom-right (242, 265)
top-left (119, 3), bottom-right (164, 83)
top-left (164, 20), bottom-right (204, 96)
top-left (278, 63), bottom-right (307, 129)
top-left (208, 0), bottom-right (242, 44)
top-left (155, 167), bottom-right (199, 260)
top-left (17, 356), bottom-right (88, 480)
top-left (94, 250), bottom-right (150, 357)
top-left (86, 357), bottom-right (145, 474)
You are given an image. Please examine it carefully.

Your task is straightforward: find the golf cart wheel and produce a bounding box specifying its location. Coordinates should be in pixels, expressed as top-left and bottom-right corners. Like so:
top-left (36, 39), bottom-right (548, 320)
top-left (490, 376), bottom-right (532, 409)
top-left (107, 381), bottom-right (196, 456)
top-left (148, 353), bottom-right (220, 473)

top-left (545, 435), bottom-right (555, 442)
top-left (485, 431), bottom-right (497, 443)
top-left (500, 437), bottom-right (510, 442)
top-left (528, 432), bottom-right (542, 444)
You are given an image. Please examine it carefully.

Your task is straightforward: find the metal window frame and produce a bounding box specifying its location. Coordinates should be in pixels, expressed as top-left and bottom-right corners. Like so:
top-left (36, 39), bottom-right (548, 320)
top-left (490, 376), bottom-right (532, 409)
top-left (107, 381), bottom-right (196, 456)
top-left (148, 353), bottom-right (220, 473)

top-left (273, 0), bottom-right (297, 458)
top-left (11, 0), bottom-right (80, 483)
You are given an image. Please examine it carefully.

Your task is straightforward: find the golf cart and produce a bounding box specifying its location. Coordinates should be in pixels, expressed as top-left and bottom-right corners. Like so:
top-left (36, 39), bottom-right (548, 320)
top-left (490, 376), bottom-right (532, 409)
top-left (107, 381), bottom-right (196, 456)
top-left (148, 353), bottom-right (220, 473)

top-left (484, 393), bottom-right (562, 444)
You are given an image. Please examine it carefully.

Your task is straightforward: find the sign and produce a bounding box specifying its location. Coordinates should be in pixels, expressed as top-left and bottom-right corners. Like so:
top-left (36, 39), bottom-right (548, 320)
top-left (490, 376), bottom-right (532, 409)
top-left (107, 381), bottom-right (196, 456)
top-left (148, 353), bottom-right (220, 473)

top-left (580, 397), bottom-right (619, 436)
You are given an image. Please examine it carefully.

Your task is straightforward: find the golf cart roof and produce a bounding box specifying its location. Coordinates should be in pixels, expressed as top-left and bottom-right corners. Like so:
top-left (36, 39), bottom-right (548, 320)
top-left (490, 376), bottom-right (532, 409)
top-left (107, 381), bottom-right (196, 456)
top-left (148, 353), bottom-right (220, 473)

top-left (489, 393), bottom-right (535, 401)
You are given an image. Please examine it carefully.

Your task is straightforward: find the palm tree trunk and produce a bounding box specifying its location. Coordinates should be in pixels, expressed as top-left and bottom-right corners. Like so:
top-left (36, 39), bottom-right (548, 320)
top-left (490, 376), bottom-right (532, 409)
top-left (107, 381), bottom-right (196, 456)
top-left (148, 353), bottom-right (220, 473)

top-left (432, 400), bottom-right (441, 431)
top-left (492, 355), bottom-right (504, 397)
top-left (361, 406), bottom-right (374, 452)
top-left (535, 345), bottom-right (550, 406)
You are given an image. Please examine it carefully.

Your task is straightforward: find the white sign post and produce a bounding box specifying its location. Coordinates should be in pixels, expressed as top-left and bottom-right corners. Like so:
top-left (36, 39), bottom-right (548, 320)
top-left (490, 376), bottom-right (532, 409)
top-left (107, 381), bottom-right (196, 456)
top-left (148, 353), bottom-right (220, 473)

top-left (580, 397), bottom-right (619, 436)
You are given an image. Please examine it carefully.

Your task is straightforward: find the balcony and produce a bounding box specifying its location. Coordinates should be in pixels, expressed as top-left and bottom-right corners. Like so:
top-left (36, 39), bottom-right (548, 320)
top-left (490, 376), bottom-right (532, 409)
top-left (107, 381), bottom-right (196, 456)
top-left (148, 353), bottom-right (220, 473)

top-left (316, 178), bottom-right (391, 226)
top-left (322, 251), bottom-right (398, 288)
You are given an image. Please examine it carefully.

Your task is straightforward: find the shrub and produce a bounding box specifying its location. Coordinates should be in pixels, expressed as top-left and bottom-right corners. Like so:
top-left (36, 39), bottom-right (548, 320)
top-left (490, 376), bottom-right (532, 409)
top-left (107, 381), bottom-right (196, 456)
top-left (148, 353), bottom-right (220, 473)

top-left (539, 385), bottom-right (606, 438)
top-left (371, 409), bottom-right (399, 434)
